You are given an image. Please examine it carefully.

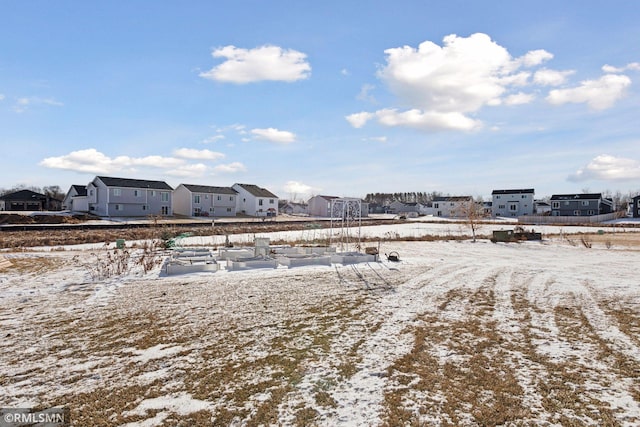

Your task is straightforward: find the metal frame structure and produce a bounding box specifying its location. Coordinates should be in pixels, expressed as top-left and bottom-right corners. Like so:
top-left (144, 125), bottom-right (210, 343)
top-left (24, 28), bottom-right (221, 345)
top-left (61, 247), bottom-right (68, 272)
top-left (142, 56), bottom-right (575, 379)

top-left (329, 198), bottom-right (362, 252)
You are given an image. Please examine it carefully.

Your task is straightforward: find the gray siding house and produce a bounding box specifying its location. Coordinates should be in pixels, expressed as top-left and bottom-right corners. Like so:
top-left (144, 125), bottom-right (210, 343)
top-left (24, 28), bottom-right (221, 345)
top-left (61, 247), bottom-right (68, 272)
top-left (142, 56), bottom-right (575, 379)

top-left (491, 189), bottom-right (535, 218)
top-left (87, 176), bottom-right (173, 217)
top-left (173, 184), bottom-right (238, 217)
top-left (63, 185), bottom-right (89, 212)
top-left (550, 193), bottom-right (614, 217)
top-left (232, 183), bottom-right (279, 217)
top-left (308, 195), bottom-right (338, 217)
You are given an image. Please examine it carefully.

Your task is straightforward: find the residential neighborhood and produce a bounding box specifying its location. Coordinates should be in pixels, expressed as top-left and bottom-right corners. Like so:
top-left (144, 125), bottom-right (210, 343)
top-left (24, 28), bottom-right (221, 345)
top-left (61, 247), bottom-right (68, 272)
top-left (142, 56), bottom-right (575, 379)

top-left (1, 176), bottom-right (638, 222)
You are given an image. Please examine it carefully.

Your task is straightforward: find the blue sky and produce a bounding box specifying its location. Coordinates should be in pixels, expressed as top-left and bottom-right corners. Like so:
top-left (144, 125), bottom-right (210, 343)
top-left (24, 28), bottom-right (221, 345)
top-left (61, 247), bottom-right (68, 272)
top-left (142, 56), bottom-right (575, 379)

top-left (2, 1), bottom-right (639, 201)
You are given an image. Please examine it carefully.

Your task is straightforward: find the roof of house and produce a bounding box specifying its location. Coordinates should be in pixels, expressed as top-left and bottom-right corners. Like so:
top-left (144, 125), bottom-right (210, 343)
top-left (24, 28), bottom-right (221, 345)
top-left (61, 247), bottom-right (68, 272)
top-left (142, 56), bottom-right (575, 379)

top-left (492, 188), bottom-right (535, 195)
top-left (233, 183), bottom-right (278, 198)
top-left (433, 196), bottom-right (473, 202)
top-left (71, 185), bottom-right (87, 196)
top-left (181, 184), bottom-right (237, 195)
top-left (95, 176), bottom-right (173, 190)
top-left (550, 193), bottom-right (603, 201)
top-left (0, 189), bottom-right (47, 201)
top-left (311, 195), bottom-right (339, 201)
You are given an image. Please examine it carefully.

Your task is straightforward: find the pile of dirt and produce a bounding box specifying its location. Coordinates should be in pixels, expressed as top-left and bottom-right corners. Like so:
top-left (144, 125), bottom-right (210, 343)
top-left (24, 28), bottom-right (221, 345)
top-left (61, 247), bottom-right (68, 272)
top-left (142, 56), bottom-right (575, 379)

top-left (0, 213), bottom-right (92, 225)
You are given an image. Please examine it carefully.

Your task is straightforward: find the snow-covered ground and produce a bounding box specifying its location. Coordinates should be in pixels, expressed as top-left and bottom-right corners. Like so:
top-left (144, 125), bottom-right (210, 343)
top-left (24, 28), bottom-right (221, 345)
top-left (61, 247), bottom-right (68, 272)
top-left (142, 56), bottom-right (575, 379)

top-left (1, 222), bottom-right (640, 426)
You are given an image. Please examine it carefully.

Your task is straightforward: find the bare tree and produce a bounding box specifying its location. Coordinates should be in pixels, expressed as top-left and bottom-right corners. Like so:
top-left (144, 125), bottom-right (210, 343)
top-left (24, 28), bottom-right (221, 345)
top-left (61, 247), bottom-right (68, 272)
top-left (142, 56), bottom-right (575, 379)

top-left (457, 197), bottom-right (484, 242)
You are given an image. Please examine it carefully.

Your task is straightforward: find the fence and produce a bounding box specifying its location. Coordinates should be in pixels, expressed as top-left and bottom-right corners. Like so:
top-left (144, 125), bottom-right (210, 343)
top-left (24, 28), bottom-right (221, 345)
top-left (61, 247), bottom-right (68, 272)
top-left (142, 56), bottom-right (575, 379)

top-left (518, 212), bottom-right (621, 225)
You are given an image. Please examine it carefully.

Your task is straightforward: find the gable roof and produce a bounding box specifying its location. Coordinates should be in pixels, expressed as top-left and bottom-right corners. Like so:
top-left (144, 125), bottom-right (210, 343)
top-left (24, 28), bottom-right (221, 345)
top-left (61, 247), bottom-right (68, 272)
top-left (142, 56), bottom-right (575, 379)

top-left (95, 176), bottom-right (173, 190)
top-left (181, 184), bottom-right (237, 195)
top-left (433, 196), bottom-right (473, 202)
top-left (233, 183), bottom-right (278, 198)
top-left (492, 188), bottom-right (535, 195)
top-left (0, 189), bottom-right (47, 201)
top-left (71, 185), bottom-right (87, 196)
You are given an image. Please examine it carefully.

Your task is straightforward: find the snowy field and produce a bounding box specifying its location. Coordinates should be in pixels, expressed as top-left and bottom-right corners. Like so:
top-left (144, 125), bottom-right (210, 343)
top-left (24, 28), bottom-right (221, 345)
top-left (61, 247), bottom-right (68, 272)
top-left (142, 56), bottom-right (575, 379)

top-left (1, 221), bottom-right (640, 426)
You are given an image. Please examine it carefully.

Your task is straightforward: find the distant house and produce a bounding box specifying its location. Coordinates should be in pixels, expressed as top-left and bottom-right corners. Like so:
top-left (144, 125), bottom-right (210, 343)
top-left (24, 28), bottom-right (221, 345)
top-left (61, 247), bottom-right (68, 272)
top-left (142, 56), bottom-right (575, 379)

top-left (308, 195), bottom-right (339, 217)
top-left (87, 176), bottom-right (173, 217)
top-left (630, 195), bottom-right (640, 218)
top-left (173, 184), bottom-right (238, 217)
top-left (550, 193), bottom-right (614, 217)
top-left (279, 200), bottom-right (308, 215)
top-left (0, 189), bottom-right (61, 211)
top-left (428, 196), bottom-right (474, 218)
top-left (534, 200), bottom-right (551, 215)
top-left (232, 183), bottom-right (279, 217)
top-left (63, 185), bottom-right (89, 212)
top-left (308, 195), bottom-right (368, 218)
top-left (389, 201), bottom-right (421, 216)
top-left (491, 189), bottom-right (535, 218)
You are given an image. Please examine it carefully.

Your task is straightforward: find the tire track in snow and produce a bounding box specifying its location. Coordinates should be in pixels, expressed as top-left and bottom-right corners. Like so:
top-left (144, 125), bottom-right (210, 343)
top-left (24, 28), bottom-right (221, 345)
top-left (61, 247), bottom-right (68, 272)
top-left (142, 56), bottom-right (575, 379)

top-left (326, 260), bottom-right (490, 426)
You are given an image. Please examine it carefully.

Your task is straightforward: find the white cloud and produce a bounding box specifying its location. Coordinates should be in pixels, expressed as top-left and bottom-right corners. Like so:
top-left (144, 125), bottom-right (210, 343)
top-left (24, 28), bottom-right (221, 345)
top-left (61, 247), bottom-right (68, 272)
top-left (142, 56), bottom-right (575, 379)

top-left (214, 162), bottom-right (246, 173)
top-left (546, 74), bottom-right (631, 110)
top-left (569, 154), bottom-right (640, 181)
top-left (202, 135), bottom-right (226, 144)
top-left (375, 108), bottom-right (482, 132)
top-left (282, 181), bottom-right (319, 199)
top-left (503, 92), bottom-right (536, 106)
top-left (199, 45), bottom-right (311, 83)
top-left (173, 148), bottom-right (225, 161)
top-left (0, 94), bottom-right (4, 101)
top-left (602, 62), bottom-right (640, 73)
top-left (39, 148), bottom-right (221, 177)
top-left (350, 33), bottom-right (548, 132)
top-left (166, 163), bottom-right (209, 178)
top-left (357, 84), bottom-right (377, 103)
top-left (13, 96), bottom-right (63, 113)
top-left (345, 112), bottom-right (374, 128)
top-left (533, 68), bottom-right (575, 86)
top-left (40, 148), bottom-right (115, 173)
top-left (251, 128), bottom-right (296, 144)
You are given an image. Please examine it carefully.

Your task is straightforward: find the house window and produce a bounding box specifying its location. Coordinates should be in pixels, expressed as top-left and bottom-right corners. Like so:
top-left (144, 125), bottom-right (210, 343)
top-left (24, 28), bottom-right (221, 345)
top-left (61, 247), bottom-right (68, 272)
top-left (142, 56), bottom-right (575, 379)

top-left (150, 190), bottom-right (156, 197)
top-left (581, 200), bottom-right (589, 206)
top-left (230, 196), bottom-right (234, 201)
top-left (587, 210), bottom-right (595, 215)
top-left (194, 195), bottom-right (201, 203)
top-left (498, 204), bottom-right (506, 209)
top-left (269, 199), bottom-right (274, 204)
top-left (134, 190), bottom-right (140, 197)
top-left (89, 189), bottom-right (94, 196)
top-left (521, 195), bottom-right (527, 199)
top-left (259, 199), bottom-right (263, 206)
top-left (509, 204), bottom-right (518, 211)
top-left (113, 189), bottom-right (121, 196)
top-left (434, 203), bottom-right (439, 208)
top-left (205, 195), bottom-right (209, 199)
top-left (161, 206), bottom-right (169, 215)
top-left (142, 205), bottom-right (147, 211)
top-left (217, 196), bottom-right (222, 201)
top-left (574, 210), bottom-right (580, 216)
top-left (496, 195), bottom-right (500, 199)
top-left (551, 201), bottom-right (560, 209)
top-left (637, 200), bottom-right (640, 207)
top-left (161, 192), bottom-right (169, 202)
top-left (227, 208), bottom-right (232, 212)
top-left (114, 204), bottom-right (122, 211)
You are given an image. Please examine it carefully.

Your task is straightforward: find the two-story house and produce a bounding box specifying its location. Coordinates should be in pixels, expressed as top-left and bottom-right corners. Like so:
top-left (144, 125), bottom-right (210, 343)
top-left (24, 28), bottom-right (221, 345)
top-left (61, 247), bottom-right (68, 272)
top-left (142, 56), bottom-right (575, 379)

top-left (491, 189), bottom-right (535, 218)
top-left (173, 184), bottom-right (238, 217)
top-left (550, 193), bottom-right (614, 217)
top-left (430, 196), bottom-right (474, 218)
top-left (87, 176), bottom-right (173, 217)
top-left (232, 183), bottom-right (279, 217)
top-left (308, 195), bottom-right (339, 217)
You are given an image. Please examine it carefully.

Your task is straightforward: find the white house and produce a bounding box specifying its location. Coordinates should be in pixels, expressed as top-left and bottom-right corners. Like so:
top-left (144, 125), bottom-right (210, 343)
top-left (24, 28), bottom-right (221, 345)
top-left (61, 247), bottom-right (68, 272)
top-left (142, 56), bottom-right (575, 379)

top-left (173, 184), bottom-right (238, 217)
top-left (491, 189), bottom-right (535, 218)
top-left (427, 196), bottom-right (474, 218)
top-left (232, 183), bottom-right (279, 217)
top-left (63, 185), bottom-right (89, 212)
top-left (86, 176), bottom-right (173, 217)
